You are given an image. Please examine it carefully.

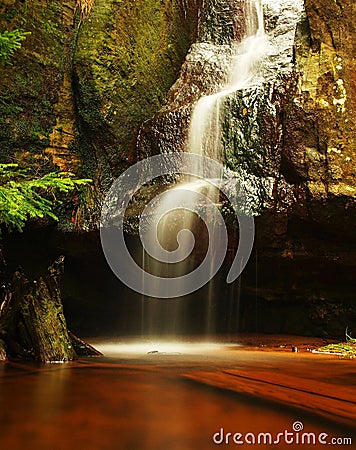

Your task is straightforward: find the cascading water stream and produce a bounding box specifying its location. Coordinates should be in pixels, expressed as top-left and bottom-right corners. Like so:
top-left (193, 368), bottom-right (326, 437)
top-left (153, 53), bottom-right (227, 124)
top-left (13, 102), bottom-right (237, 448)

top-left (187, 0), bottom-right (268, 160)
top-left (182, 0), bottom-right (269, 335)
top-left (140, 0), bottom-right (270, 337)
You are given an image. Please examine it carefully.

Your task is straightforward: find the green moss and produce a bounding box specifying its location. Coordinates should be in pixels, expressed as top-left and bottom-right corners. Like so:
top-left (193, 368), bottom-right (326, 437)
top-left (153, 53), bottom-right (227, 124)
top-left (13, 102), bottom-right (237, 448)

top-left (74, 0), bottom-right (193, 176)
top-left (0, 0), bottom-right (198, 226)
top-left (0, 67), bottom-right (59, 161)
top-left (0, 0), bottom-right (75, 168)
top-left (317, 341), bottom-right (356, 358)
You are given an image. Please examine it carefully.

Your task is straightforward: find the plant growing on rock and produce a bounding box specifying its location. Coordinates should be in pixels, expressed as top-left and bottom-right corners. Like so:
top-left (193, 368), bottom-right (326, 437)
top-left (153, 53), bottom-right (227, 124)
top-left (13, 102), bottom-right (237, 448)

top-left (0, 163), bottom-right (91, 232)
top-left (317, 328), bottom-right (356, 358)
top-left (0, 29), bottom-right (30, 65)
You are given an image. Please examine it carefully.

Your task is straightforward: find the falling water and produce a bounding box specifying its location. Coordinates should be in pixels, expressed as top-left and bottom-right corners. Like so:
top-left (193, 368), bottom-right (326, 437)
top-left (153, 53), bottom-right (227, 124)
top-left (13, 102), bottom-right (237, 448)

top-left (139, 0), bottom-right (270, 338)
top-left (187, 0), bottom-right (268, 160)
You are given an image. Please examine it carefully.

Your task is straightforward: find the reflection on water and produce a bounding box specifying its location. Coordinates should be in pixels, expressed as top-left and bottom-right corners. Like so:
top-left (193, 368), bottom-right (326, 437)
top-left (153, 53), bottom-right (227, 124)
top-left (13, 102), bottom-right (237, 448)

top-left (0, 343), bottom-right (355, 450)
top-left (94, 340), bottom-right (225, 356)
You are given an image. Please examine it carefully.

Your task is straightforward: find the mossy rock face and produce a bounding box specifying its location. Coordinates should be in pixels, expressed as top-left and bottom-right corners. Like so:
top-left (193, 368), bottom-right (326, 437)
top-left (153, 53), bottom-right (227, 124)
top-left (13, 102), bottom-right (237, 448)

top-left (0, 0), bottom-right (200, 229)
top-left (0, 0), bottom-right (79, 173)
top-left (281, 0), bottom-right (356, 233)
top-left (0, 0), bottom-right (199, 181)
top-left (73, 0), bottom-right (199, 182)
top-left (1, 0), bottom-right (354, 238)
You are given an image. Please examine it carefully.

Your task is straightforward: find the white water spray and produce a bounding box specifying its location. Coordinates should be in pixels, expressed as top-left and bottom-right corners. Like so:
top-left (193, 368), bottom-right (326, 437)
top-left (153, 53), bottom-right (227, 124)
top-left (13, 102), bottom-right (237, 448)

top-left (187, 0), bottom-right (268, 160)
top-left (138, 1), bottom-right (270, 336)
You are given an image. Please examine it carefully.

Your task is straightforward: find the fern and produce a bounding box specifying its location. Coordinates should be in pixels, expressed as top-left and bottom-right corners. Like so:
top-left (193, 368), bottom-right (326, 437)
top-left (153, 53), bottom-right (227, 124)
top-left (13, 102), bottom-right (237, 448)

top-left (0, 164), bottom-right (91, 231)
top-left (0, 29), bottom-right (30, 65)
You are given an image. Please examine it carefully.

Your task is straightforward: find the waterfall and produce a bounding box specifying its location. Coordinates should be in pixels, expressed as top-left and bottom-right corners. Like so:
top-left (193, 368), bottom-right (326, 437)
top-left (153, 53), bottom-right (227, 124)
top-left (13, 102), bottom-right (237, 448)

top-left (187, 0), bottom-right (268, 160)
top-left (137, 1), bottom-right (270, 337)
top-left (132, 0), bottom-right (305, 337)
top-left (153, 0), bottom-right (270, 273)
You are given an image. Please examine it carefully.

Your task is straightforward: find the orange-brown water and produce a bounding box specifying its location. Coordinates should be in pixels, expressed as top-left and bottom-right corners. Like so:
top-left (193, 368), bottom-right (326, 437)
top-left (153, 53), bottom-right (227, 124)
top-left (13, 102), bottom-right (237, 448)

top-left (0, 337), bottom-right (355, 450)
